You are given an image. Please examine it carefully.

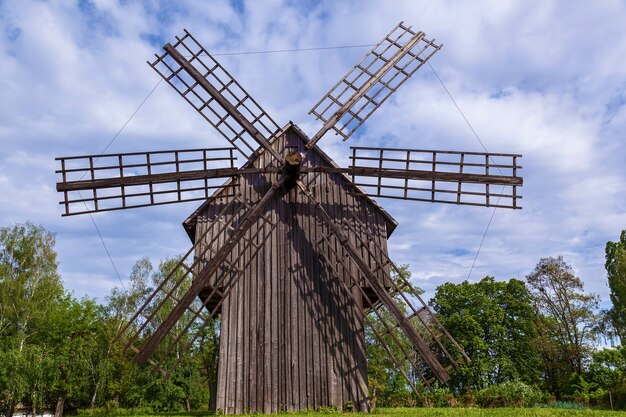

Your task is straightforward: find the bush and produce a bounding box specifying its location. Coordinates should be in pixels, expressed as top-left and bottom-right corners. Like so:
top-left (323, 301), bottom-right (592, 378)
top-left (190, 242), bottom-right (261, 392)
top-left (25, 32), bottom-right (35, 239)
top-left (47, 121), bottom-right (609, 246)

top-left (476, 381), bottom-right (544, 408)
top-left (419, 385), bottom-right (456, 408)
top-left (458, 390), bottom-right (477, 408)
top-left (588, 383), bottom-right (626, 410)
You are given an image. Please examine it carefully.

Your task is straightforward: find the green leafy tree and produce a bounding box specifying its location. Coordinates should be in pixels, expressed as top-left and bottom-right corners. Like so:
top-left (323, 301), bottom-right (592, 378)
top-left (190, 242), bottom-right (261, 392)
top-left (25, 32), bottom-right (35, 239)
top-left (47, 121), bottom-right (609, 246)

top-left (526, 256), bottom-right (600, 396)
top-left (101, 257), bottom-right (154, 407)
top-left (606, 230), bottom-right (626, 343)
top-left (587, 345), bottom-right (626, 388)
top-left (197, 318), bottom-right (220, 411)
top-left (586, 345), bottom-right (626, 410)
top-left (430, 277), bottom-right (541, 392)
top-left (0, 222), bottom-right (64, 417)
top-left (47, 296), bottom-right (106, 417)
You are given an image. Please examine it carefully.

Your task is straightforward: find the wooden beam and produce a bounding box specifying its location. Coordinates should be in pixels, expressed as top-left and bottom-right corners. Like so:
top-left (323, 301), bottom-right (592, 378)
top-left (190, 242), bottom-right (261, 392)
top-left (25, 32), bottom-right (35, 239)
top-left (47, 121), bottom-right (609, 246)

top-left (56, 167), bottom-right (279, 192)
top-left (306, 29), bottom-right (426, 149)
top-left (305, 166), bottom-right (522, 186)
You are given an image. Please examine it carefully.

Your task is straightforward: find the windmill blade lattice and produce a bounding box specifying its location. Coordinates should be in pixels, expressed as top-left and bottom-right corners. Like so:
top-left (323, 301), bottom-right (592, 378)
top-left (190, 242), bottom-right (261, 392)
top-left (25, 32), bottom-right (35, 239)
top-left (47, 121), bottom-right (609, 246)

top-left (295, 180), bottom-right (453, 384)
top-left (150, 30), bottom-right (282, 161)
top-left (55, 148), bottom-right (238, 215)
top-left (297, 176), bottom-right (469, 390)
top-left (307, 22), bottom-right (442, 147)
top-left (349, 146), bottom-right (523, 209)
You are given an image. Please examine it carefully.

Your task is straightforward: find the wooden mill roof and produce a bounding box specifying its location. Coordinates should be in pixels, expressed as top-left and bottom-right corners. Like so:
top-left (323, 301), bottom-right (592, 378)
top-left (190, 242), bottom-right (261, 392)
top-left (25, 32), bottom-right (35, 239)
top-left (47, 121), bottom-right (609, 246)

top-left (182, 122), bottom-right (398, 242)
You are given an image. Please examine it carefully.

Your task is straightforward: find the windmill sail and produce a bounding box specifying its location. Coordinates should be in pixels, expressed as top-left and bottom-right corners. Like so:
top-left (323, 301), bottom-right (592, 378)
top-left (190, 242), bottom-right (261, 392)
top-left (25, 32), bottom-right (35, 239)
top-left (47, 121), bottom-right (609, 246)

top-left (311, 209), bottom-right (470, 390)
top-left (348, 146), bottom-right (522, 209)
top-left (296, 180), bottom-right (460, 385)
top-left (150, 30), bottom-right (283, 162)
top-left (126, 177), bottom-right (284, 369)
top-left (307, 22), bottom-right (441, 148)
top-left (55, 148), bottom-right (241, 215)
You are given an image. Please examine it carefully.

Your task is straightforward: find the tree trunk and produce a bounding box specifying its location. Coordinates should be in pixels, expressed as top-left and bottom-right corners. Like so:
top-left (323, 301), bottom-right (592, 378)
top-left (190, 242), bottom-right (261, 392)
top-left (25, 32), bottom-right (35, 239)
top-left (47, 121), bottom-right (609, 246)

top-left (54, 394), bottom-right (65, 417)
top-left (208, 378), bottom-right (218, 412)
top-left (6, 396), bottom-right (15, 417)
top-left (185, 398), bottom-right (191, 412)
top-left (90, 382), bottom-right (99, 409)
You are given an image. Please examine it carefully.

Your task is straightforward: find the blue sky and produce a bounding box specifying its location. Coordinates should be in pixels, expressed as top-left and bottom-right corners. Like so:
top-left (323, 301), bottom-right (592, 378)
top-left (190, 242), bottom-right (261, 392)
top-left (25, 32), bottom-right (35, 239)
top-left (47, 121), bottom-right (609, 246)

top-left (1, 0), bottom-right (625, 308)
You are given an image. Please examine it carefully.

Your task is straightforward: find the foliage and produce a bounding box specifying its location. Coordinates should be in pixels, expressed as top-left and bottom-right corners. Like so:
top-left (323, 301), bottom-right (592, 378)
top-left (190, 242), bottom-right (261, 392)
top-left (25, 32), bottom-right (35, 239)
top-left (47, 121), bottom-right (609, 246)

top-left (526, 256), bottom-right (600, 396)
top-left (606, 230), bottom-right (626, 343)
top-left (418, 385), bottom-right (455, 408)
top-left (365, 265), bottom-right (418, 408)
top-left (0, 222), bottom-right (64, 417)
top-left (0, 223), bottom-right (218, 417)
top-left (101, 257), bottom-right (213, 412)
top-left (4, 221), bottom-right (626, 414)
top-left (583, 346), bottom-right (626, 410)
top-left (429, 277), bottom-right (541, 391)
top-left (533, 401), bottom-right (587, 409)
top-left (587, 345), bottom-right (626, 388)
top-left (475, 381), bottom-right (545, 408)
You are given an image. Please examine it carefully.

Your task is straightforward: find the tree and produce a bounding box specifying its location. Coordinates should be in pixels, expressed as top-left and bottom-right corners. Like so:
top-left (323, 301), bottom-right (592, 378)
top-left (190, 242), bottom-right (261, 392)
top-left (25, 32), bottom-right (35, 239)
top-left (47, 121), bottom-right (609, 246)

top-left (430, 277), bottom-right (541, 392)
top-left (526, 256), bottom-right (599, 395)
top-left (46, 296), bottom-right (106, 417)
top-left (0, 222), bottom-right (64, 417)
top-left (586, 345), bottom-right (626, 409)
top-left (606, 230), bottom-right (626, 343)
top-left (587, 345), bottom-right (626, 389)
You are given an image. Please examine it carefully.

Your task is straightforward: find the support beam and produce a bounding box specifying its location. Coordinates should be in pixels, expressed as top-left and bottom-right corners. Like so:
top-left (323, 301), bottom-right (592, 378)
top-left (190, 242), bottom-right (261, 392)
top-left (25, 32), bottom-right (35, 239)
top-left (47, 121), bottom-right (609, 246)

top-left (57, 167), bottom-right (279, 192)
top-left (303, 166), bottom-right (522, 186)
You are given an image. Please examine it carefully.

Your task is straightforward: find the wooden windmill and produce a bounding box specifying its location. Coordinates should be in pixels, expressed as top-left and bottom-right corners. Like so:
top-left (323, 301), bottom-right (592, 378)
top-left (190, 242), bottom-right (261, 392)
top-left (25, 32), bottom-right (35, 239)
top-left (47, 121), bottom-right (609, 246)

top-left (56, 22), bottom-right (522, 413)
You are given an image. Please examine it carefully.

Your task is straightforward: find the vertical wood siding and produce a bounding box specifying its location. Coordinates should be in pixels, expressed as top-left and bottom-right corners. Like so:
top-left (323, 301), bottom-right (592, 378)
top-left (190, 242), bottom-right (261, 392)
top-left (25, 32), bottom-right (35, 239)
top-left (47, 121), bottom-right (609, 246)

top-left (194, 126), bottom-right (391, 413)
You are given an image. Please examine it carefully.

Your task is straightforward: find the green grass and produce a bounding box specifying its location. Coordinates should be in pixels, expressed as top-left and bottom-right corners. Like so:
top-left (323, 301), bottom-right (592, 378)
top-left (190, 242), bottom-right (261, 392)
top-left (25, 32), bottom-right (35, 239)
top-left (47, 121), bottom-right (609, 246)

top-left (76, 407), bottom-right (626, 417)
top-left (370, 408), bottom-right (626, 416)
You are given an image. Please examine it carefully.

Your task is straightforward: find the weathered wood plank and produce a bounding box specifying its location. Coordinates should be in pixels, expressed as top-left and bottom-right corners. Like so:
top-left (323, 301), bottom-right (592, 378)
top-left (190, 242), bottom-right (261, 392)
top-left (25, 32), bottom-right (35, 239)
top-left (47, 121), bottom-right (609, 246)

top-left (208, 126), bottom-right (391, 413)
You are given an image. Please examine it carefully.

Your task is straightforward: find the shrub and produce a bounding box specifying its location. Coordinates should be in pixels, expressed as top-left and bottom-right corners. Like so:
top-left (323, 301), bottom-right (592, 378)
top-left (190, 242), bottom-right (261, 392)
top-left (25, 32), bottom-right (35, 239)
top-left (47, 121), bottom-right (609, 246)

top-left (419, 385), bottom-right (456, 408)
top-left (587, 382), bottom-right (626, 410)
top-left (476, 381), bottom-right (543, 408)
top-left (77, 406), bottom-right (154, 416)
top-left (458, 390), bottom-right (477, 408)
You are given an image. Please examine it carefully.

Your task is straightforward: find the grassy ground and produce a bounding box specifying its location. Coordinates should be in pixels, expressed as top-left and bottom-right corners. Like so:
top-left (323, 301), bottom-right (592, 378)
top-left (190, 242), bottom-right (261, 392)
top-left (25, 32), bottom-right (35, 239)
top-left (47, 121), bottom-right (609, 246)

top-left (368, 408), bottom-right (626, 416)
top-left (76, 407), bottom-right (626, 417)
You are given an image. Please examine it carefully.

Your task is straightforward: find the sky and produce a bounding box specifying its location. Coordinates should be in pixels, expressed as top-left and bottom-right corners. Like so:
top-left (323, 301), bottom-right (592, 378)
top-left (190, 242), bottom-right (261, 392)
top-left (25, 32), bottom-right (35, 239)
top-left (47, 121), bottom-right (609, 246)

top-left (1, 0), bottom-right (625, 309)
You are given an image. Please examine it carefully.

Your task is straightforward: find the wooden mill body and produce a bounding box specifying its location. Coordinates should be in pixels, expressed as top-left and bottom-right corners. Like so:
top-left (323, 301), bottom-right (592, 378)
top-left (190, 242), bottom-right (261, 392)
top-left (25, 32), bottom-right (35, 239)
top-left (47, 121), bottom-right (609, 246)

top-left (183, 124), bottom-right (397, 413)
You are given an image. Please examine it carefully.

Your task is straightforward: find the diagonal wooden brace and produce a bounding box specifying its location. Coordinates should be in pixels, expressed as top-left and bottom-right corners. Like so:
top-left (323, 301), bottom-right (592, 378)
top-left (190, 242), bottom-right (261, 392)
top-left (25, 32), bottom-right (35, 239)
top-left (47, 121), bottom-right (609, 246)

top-left (135, 176), bottom-right (285, 365)
top-left (295, 179), bottom-right (451, 384)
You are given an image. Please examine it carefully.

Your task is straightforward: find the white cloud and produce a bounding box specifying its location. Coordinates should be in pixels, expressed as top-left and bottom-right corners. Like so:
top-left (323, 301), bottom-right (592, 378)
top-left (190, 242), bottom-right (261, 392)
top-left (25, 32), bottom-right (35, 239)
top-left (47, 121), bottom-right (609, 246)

top-left (0, 0), bottom-right (624, 310)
